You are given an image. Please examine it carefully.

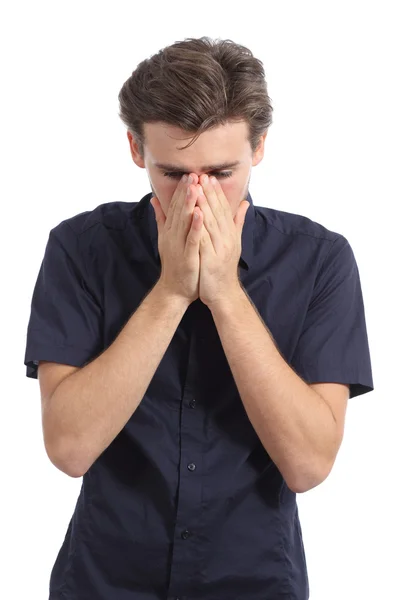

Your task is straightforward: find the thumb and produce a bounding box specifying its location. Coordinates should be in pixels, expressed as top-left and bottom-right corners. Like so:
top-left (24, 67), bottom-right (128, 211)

top-left (150, 197), bottom-right (160, 221)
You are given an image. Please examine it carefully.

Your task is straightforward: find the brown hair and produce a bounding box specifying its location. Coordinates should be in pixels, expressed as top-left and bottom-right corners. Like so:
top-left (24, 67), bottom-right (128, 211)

top-left (118, 36), bottom-right (274, 159)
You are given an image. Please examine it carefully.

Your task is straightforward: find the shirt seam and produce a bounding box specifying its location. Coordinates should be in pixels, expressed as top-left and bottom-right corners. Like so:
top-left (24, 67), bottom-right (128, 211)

top-left (259, 207), bottom-right (343, 242)
top-left (64, 221), bottom-right (102, 312)
top-left (66, 219), bottom-right (90, 282)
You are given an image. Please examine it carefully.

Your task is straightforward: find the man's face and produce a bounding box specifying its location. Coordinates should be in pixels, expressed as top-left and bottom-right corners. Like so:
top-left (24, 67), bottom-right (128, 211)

top-left (128, 121), bottom-right (266, 218)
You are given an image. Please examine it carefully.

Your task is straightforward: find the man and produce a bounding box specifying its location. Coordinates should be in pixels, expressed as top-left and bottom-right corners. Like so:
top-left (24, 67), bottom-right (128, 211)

top-left (24, 37), bottom-right (374, 600)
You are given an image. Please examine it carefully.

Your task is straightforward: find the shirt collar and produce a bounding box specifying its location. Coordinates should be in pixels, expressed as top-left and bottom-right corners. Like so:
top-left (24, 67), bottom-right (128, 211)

top-left (138, 190), bottom-right (256, 272)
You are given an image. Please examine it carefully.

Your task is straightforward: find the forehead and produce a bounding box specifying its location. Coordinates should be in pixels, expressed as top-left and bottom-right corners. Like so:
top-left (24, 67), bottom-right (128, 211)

top-left (143, 121), bottom-right (250, 167)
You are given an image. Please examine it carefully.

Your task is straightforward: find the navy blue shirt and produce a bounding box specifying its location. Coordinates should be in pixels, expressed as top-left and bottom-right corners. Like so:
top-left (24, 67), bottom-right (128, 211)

top-left (24, 190), bottom-right (374, 600)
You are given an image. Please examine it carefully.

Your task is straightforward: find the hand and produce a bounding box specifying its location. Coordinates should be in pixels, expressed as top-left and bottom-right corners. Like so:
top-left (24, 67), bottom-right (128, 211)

top-left (195, 174), bottom-right (250, 308)
top-left (150, 174), bottom-right (204, 306)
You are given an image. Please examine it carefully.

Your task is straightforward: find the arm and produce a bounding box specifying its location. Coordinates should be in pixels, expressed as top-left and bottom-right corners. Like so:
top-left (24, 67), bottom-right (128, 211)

top-left (44, 282), bottom-right (189, 478)
top-left (209, 285), bottom-right (340, 494)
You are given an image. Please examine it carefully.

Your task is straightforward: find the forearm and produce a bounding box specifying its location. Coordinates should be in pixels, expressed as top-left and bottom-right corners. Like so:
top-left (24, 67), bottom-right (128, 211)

top-left (45, 281), bottom-right (190, 477)
top-left (209, 286), bottom-right (338, 493)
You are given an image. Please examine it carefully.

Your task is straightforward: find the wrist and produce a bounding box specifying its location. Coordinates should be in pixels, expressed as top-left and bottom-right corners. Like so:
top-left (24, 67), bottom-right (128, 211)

top-left (153, 280), bottom-right (191, 313)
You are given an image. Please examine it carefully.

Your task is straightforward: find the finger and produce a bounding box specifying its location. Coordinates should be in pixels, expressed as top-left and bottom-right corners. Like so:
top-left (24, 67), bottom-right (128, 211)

top-left (172, 174), bottom-right (199, 232)
top-left (166, 174), bottom-right (189, 230)
top-left (195, 185), bottom-right (215, 226)
top-left (185, 203), bottom-right (204, 255)
top-left (199, 175), bottom-right (225, 232)
top-left (150, 197), bottom-right (165, 229)
top-left (195, 185), bottom-right (224, 254)
top-left (179, 180), bottom-right (203, 238)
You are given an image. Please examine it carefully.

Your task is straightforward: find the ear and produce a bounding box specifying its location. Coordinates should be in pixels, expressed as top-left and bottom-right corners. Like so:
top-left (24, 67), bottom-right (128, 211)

top-left (252, 131), bottom-right (268, 167)
top-left (127, 131), bottom-right (146, 168)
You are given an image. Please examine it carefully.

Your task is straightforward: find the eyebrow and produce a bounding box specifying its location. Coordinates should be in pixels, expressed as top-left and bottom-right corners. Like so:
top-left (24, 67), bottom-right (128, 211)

top-left (154, 160), bottom-right (241, 173)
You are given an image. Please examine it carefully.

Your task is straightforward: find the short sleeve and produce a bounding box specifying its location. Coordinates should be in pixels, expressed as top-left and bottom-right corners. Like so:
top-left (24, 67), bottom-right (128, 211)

top-left (290, 235), bottom-right (374, 399)
top-left (24, 221), bottom-right (104, 379)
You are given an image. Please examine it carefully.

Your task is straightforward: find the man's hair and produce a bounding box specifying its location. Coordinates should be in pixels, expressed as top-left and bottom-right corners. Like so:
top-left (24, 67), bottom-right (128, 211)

top-left (118, 36), bottom-right (274, 159)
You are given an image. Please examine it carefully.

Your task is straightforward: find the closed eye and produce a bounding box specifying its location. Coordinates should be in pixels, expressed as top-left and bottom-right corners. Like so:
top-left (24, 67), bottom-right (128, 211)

top-left (163, 171), bottom-right (233, 179)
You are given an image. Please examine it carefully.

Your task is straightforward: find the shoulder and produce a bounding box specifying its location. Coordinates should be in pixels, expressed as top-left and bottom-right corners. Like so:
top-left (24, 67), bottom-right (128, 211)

top-left (255, 204), bottom-right (344, 244)
top-left (51, 201), bottom-right (140, 239)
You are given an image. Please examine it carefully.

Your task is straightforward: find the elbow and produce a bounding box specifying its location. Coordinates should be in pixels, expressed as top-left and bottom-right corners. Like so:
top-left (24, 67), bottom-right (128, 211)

top-left (51, 452), bottom-right (86, 479)
top-left (44, 437), bottom-right (87, 478)
top-left (63, 467), bottom-right (84, 479)
top-left (287, 461), bottom-right (332, 494)
top-left (289, 476), bottom-right (322, 494)
top-left (62, 462), bottom-right (86, 479)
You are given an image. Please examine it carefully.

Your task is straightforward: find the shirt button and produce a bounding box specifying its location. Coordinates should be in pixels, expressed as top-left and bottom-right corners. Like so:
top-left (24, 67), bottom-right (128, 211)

top-left (187, 463), bottom-right (196, 471)
top-left (181, 529), bottom-right (191, 540)
top-left (189, 398), bottom-right (196, 408)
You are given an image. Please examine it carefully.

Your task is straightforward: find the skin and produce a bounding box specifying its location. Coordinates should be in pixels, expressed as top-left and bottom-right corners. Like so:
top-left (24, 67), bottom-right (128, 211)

top-left (126, 120), bottom-right (350, 495)
top-left (127, 120), bottom-right (267, 218)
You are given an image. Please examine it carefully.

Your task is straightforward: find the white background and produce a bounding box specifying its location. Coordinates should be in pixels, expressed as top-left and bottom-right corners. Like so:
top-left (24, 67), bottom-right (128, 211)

top-left (1, 1), bottom-right (398, 598)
